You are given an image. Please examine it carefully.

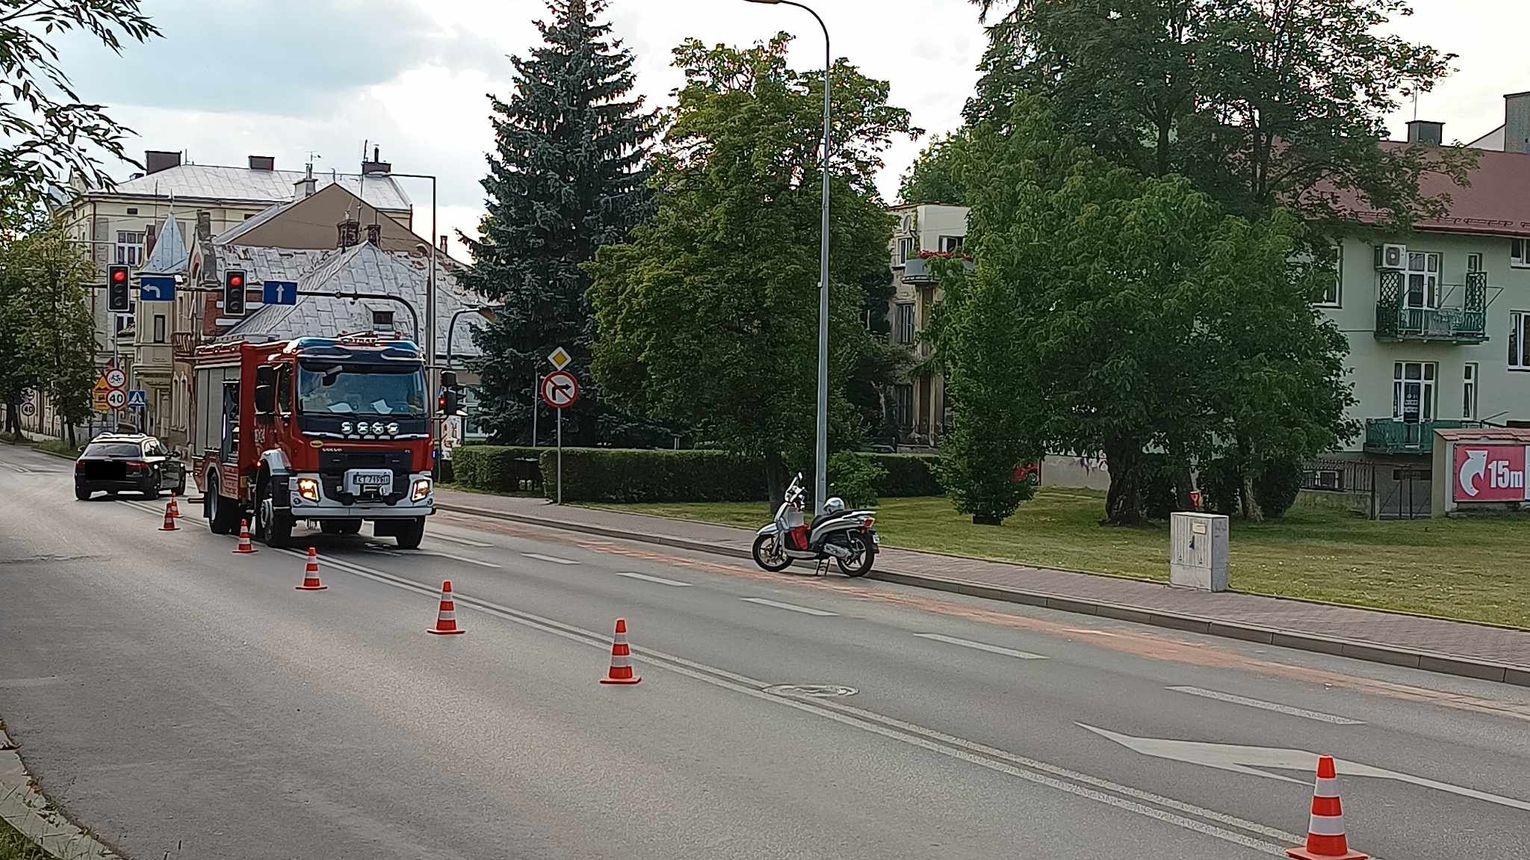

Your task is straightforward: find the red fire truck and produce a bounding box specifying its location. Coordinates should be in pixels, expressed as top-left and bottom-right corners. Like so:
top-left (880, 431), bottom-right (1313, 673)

top-left (190, 334), bottom-right (436, 548)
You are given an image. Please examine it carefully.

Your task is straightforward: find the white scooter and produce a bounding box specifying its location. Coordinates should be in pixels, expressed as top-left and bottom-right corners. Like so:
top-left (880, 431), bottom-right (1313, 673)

top-left (752, 473), bottom-right (878, 577)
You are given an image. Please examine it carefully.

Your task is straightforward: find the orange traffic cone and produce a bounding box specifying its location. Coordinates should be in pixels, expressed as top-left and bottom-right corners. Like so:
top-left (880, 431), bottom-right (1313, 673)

top-left (1287, 756), bottom-right (1368, 859)
top-left (426, 580), bottom-right (465, 635)
top-left (232, 519), bottom-right (257, 554)
top-left (599, 618), bottom-right (641, 685)
top-left (295, 547), bottom-right (327, 591)
top-left (168, 492), bottom-right (182, 518)
top-left (158, 502), bottom-right (178, 531)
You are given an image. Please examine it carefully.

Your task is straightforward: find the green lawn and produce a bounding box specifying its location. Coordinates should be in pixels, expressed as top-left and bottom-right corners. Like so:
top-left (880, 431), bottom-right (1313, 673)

top-left (0, 816), bottom-right (48, 860)
top-left (594, 491), bottom-right (1530, 629)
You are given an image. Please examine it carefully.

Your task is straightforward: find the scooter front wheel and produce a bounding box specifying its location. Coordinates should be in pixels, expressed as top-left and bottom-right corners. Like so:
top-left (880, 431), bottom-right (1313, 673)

top-left (752, 534), bottom-right (793, 572)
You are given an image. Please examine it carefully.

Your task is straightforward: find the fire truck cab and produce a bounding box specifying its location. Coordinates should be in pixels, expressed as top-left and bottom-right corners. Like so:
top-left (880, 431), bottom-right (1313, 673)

top-left (191, 334), bottom-right (435, 548)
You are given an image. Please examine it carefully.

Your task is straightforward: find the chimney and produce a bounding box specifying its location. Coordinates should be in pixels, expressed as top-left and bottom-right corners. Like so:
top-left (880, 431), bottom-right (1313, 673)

top-left (1505, 91), bottom-right (1530, 154)
top-left (293, 161), bottom-right (317, 201)
top-left (438, 234), bottom-right (449, 255)
top-left (361, 144), bottom-right (392, 176)
top-left (337, 217), bottom-right (361, 249)
top-left (365, 222), bottom-right (382, 245)
top-left (248, 155), bottom-right (275, 171)
top-left (145, 150), bottom-right (182, 175)
top-left (1406, 120), bottom-right (1444, 146)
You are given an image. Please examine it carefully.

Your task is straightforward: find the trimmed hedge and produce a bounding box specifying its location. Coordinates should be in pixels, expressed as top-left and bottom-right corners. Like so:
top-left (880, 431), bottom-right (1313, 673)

top-left (451, 446), bottom-right (943, 502)
top-left (540, 448), bottom-right (767, 503)
top-left (450, 445), bottom-right (544, 493)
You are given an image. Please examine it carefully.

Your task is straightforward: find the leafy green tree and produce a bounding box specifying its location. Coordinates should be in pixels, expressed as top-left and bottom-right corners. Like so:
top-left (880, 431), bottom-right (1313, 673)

top-left (897, 132), bottom-right (970, 205)
top-left (589, 35), bottom-right (915, 504)
top-left (0, 221), bottom-right (96, 443)
top-left (461, 0), bottom-right (660, 446)
top-left (0, 1), bottom-right (159, 205)
top-left (966, 0), bottom-right (1472, 226)
top-left (937, 98), bottom-right (1350, 524)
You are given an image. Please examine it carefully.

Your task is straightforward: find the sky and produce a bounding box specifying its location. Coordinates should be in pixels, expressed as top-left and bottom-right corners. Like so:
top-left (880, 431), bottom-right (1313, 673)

top-left (52, 0), bottom-right (1527, 248)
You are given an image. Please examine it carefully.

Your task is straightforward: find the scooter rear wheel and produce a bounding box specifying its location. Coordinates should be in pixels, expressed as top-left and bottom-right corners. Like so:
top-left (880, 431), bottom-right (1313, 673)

top-left (836, 532), bottom-right (875, 577)
top-left (752, 534), bottom-right (793, 572)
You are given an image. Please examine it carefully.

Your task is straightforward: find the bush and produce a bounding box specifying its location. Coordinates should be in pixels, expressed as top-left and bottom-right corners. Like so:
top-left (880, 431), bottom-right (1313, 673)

top-left (1253, 458), bottom-right (1303, 519)
top-left (863, 453), bottom-right (943, 496)
top-left (937, 446), bottom-right (1035, 525)
top-left (828, 451), bottom-right (885, 508)
top-left (450, 445), bottom-right (544, 493)
top-left (1198, 458), bottom-right (1243, 516)
top-left (1141, 456), bottom-right (1179, 520)
top-left (541, 448), bottom-right (767, 503)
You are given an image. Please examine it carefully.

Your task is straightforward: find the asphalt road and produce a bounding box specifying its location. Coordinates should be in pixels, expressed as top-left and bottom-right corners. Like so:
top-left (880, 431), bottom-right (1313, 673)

top-left (1, 442), bottom-right (1528, 859)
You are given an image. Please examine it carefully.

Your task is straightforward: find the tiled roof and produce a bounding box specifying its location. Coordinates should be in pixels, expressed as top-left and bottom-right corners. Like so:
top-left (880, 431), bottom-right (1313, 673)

top-left (100, 165), bottom-right (411, 212)
top-left (1332, 144), bottom-right (1530, 238)
top-left (141, 213), bottom-right (188, 273)
top-left (214, 245), bottom-right (334, 285)
top-left (220, 242), bottom-right (482, 357)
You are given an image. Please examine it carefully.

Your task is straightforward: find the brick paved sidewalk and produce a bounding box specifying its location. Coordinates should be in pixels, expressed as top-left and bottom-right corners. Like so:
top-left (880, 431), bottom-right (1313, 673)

top-left (441, 489), bottom-right (1530, 684)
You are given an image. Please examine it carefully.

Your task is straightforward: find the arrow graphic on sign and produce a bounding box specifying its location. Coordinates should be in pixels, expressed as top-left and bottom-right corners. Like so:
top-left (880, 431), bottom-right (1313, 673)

top-left (1080, 723), bottom-right (1530, 811)
top-left (1459, 449), bottom-right (1487, 498)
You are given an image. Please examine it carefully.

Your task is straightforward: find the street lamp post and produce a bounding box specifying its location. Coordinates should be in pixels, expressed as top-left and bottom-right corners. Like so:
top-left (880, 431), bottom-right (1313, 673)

top-left (746, 0), bottom-right (832, 516)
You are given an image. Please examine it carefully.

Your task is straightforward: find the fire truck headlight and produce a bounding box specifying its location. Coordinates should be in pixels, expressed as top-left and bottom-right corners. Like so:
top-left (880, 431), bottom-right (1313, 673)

top-left (411, 478), bottom-right (432, 502)
top-left (296, 477), bottom-right (321, 502)
top-left (386, 422), bottom-right (400, 435)
top-left (340, 421), bottom-right (353, 434)
top-left (370, 421), bottom-right (386, 435)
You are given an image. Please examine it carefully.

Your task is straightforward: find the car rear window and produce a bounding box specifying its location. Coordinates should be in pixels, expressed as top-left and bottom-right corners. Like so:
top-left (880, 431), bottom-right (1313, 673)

top-left (83, 442), bottom-right (144, 458)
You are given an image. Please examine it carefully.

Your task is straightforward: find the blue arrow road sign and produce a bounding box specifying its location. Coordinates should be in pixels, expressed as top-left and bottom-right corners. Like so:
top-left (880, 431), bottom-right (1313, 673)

top-left (126, 389), bottom-right (147, 409)
top-left (263, 280), bottom-right (298, 306)
top-left (139, 275), bottom-right (175, 302)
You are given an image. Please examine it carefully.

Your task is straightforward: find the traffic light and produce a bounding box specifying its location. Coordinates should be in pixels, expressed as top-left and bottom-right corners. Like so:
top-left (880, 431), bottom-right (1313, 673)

top-left (107, 265), bottom-right (130, 312)
top-left (437, 370), bottom-right (462, 416)
top-left (224, 269), bottom-right (246, 317)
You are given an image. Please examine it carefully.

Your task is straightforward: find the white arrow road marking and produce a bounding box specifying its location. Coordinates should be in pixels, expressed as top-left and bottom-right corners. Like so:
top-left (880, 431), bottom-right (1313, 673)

top-left (523, 552), bottom-right (579, 566)
top-left (915, 633), bottom-right (1048, 660)
top-left (1081, 723), bottom-right (1530, 812)
top-left (741, 597), bottom-right (837, 616)
top-left (616, 571), bottom-right (693, 587)
top-left (1166, 686), bottom-right (1363, 726)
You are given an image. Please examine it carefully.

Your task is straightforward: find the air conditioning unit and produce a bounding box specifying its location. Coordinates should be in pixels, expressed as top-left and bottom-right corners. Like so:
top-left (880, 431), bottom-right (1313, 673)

top-left (1374, 243), bottom-right (1407, 270)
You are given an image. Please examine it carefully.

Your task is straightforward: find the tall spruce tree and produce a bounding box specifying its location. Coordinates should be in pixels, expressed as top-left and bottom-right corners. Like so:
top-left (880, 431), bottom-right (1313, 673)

top-left (462, 0), bottom-right (659, 445)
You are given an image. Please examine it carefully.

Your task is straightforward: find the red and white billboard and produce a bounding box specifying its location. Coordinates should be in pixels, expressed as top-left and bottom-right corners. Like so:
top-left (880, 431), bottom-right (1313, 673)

top-left (1453, 445), bottom-right (1530, 503)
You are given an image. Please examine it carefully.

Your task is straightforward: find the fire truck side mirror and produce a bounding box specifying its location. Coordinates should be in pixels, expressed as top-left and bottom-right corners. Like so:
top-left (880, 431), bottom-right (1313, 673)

top-left (253, 384), bottom-right (276, 416)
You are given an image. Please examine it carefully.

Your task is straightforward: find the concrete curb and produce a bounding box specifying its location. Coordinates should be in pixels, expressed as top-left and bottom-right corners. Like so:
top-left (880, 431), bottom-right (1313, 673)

top-left (439, 500), bottom-right (1530, 688)
top-left (0, 726), bottom-right (119, 859)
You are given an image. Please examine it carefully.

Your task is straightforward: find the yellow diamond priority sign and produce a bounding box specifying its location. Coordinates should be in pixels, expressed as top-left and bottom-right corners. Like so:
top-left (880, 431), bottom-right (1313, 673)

top-left (548, 346), bottom-right (572, 370)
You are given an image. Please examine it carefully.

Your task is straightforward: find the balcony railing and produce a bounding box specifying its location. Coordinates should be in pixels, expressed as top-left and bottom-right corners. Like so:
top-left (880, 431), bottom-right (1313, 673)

top-left (1363, 418), bottom-right (1481, 455)
top-left (1374, 271), bottom-right (1488, 343)
top-left (899, 254), bottom-right (973, 286)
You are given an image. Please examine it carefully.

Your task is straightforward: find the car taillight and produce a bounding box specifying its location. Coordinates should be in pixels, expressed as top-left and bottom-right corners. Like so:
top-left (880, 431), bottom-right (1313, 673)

top-left (862, 517), bottom-right (875, 530)
top-left (74, 460), bottom-right (85, 472)
top-left (125, 460), bottom-right (149, 473)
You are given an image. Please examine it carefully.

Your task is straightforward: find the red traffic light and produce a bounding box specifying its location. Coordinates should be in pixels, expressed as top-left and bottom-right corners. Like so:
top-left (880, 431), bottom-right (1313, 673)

top-left (110, 269), bottom-right (127, 283)
top-left (228, 274), bottom-right (244, 288)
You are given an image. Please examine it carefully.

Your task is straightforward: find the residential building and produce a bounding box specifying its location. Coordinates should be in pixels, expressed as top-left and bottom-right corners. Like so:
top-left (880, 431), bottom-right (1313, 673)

top-left (887, 203), bottom-right (967, 446)
top-left (52, 149), bottom-right (413, 372)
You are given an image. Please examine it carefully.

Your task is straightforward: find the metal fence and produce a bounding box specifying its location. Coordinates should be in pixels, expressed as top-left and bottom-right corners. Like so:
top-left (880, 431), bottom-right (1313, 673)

top-left (1301, 457), bottom-right (1433, 520)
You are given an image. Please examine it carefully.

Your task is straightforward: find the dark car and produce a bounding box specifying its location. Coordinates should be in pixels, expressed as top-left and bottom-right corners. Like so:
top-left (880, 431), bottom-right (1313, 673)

top-left (74, 434), bottom-right (186, 501)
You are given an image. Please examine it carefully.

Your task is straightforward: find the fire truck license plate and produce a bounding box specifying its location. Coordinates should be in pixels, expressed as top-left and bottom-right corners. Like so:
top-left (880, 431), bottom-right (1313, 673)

top-left (346, 470), bottom-right (393, 495)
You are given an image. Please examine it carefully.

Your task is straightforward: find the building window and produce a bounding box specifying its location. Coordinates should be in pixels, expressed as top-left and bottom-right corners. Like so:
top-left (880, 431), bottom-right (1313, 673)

top-left (1403, 251), bottom-right (1440, 309)
top-left (1467, 252), bottom-right (1484, 273)
top-left (894, 303), bottom-right (915, 345)
top-left (372, 309), bottom-right (395, 331)
top-left (1463, 362), bottom-right (1478, 419)
top-left (152, 314), bottom-right (166, 343)
top-left (125, 207), bottom-right (138, 215)
top-left (893, 383), bottom-right (914, 429)
top-left (115, 231), bottom-right (145, 266)
top-left (1393, 361), bottom-right (1436, 422)
top-left (114, 304), bottom-right (135, 336)
top-left (1513, 239), bottom-right (1530, 269)
top-left (939, 235), bottom-right (965, 253)
top-left (894, 236), bottom-right (916, 266)
top-left (1511, 311), bottom-right (1530, 369)
top-left (1318, 243), bottom-right (1342, 306)
top-left (1308, 469), bottom-right (1343, 491)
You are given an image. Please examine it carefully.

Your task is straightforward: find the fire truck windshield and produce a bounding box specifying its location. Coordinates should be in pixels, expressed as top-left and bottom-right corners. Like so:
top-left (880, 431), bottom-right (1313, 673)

top-left (297, 362), bottom-right (425, 417)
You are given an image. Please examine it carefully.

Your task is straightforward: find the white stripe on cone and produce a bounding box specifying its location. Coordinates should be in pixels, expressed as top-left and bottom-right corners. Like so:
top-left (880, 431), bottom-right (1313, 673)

top-left (1306, 815), bottom-right (1347, 836)
top-left (1313, 777), bottom-right (1340, 797)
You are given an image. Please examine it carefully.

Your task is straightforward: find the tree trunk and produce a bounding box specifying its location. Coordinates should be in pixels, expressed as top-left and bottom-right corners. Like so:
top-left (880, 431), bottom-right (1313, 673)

top-left (1102, 437), bottom-right (1144, 526)
top-left (1241, 474), bottom-right (1264, 523)
top-left (65, 423), bottom-right (76, 448)
top-left (1174, 462), bottom-right (1195, 512)
top-left (764, 451), bottom-right (788, 514)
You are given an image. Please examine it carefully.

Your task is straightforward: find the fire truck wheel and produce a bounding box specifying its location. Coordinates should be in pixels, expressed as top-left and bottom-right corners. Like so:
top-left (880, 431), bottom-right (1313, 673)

top-left (206, 471), bottom-right (239, 535)
top-left (394, 518), bottom-right (425, 550)
top-left (255, 477), bottom-right (293, 548)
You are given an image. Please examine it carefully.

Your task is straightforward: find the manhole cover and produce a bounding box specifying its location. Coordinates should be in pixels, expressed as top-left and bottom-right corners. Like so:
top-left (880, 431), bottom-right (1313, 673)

top-left (763, 684), bottom-right (858, 699)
